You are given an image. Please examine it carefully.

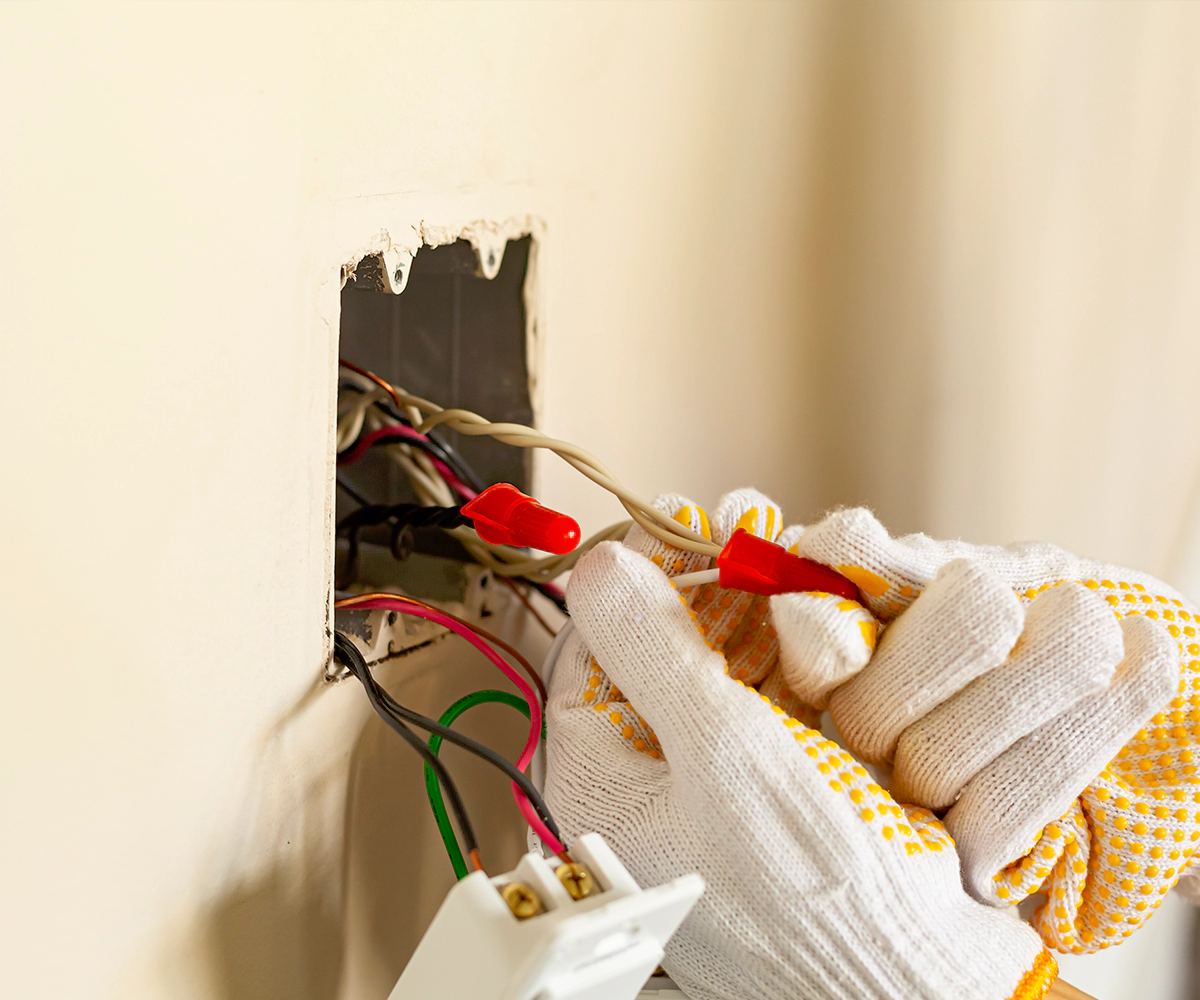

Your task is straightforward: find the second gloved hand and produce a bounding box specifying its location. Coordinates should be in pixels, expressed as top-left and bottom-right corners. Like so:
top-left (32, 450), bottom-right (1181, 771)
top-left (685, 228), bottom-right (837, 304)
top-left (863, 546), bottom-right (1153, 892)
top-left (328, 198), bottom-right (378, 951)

top-left (780, 508), bottom-right (1187, 953)
top-left (545, 496), bottom-right (1056, 1000)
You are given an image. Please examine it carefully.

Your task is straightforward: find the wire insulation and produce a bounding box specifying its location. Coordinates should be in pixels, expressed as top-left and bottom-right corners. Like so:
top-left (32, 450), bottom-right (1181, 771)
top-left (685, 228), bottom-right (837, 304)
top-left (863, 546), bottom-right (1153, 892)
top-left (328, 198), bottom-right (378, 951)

top-left (334, 593), bottom-right (565, 854)
top-left (338, 425), bottom-right (478, 500)
top-left (339, 360), bottom-right (720, 557)
top-left (332, 632), bottom-right (482, 871)
top-left (424, 689), bottom-right (531, 879)
top-left (501, 576), bottom-right (560, 639)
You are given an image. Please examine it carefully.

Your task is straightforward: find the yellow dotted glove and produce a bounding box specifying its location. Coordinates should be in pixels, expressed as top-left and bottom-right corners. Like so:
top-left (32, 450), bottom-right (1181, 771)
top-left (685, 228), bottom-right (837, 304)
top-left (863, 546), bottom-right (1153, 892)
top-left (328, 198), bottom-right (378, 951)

top-left (544, 491), bottom-right (1056, 1000)
top-left (790, 507), bottom-right (1191, 954)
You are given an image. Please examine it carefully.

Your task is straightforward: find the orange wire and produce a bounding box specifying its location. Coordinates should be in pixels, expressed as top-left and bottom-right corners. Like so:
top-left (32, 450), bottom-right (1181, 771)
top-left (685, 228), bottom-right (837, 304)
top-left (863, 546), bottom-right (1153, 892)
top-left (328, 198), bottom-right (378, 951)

top-left (500, 576), bottom-right (559, 640)
top-left (341, 359), bottom-right (411, 413)
top-left (335, 592), bottom-right (548, 705)
top-left (469, 848), bottom-right (484, 873)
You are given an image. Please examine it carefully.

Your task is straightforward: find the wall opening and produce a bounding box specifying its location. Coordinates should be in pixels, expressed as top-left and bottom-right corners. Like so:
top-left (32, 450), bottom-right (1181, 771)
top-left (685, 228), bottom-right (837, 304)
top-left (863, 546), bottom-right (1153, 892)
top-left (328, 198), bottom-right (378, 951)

top-left (335, 236), bottom-right (533, 601)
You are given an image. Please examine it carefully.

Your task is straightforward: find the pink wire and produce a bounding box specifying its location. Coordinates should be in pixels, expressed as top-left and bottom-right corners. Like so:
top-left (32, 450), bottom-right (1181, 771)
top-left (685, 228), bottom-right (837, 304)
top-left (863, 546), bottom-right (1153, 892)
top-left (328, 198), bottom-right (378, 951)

top-left (540, 581), bottom-right (566, 603)
top-left (338, 426), bottom-right (478, 500)
top-left (345, 596), bottom-right (564, 854)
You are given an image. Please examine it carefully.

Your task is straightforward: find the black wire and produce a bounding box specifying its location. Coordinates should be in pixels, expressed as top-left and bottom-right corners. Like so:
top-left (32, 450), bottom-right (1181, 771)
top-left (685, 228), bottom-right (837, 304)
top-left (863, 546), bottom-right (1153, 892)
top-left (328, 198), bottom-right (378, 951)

top-left (345, 427), bottom-right (484, 493)
top-left (337, 424), bottom-right (465, 480)
top-left (334, 388), bottom-right (570, 614)
top-left (371, 403), bottom-right (486, 493)
top-left (335, 484), bottom-right (572, 617)
top-left (333, 633), bottom-right (480, 862)
top-left (333, 630), bottom-right (562, 842)
top-left (337, 380), bottom-right (487, 493)
top-left (371, 684), bottom-right (562, 840)
top-left (338, 504), bottom-right (470, 538)
top-left (337, 503), bottom-right (472, 584)
top-left (530, 582), bottom-right (569, 616)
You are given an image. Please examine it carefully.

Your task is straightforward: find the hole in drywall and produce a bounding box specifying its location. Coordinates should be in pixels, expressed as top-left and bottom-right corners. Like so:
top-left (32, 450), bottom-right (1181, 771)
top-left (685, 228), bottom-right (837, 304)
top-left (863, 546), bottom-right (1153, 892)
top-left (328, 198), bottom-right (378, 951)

top-left (335, 237), bottom-right (533, 597)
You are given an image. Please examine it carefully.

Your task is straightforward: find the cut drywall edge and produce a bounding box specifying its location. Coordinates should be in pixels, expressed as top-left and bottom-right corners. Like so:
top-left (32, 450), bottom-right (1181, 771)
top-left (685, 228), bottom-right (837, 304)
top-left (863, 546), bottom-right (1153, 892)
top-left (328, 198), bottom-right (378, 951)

top-left (334, 214), bottom-right (548, 489)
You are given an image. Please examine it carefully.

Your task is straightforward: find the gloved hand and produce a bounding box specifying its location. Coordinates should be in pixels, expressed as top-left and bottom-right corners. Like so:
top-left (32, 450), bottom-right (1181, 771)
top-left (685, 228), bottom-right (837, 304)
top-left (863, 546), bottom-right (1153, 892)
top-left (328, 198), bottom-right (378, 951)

top-left (782, 507), bottom-right (1187, 953)
top-left (545, 491), bottom-right (1056, 1000)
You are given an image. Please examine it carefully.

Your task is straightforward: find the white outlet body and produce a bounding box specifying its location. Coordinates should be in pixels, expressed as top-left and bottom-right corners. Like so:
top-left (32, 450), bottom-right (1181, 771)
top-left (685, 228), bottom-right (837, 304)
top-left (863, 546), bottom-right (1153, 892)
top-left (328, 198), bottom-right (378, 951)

top-left (388, 834), bottom-right (703, 1000)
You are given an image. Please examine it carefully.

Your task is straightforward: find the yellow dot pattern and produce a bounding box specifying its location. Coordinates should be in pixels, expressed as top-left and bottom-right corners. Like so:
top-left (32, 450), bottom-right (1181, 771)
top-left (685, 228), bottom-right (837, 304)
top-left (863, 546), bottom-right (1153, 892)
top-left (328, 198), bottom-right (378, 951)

top-left (758, 666), bottom-right (822, 730)
top-left (830, 563), bottom-right (922, 621)
top-left (1007, 950), bottom-right (1058, 1000)
top-left (580, 500), bottom-right (936, 869)
top-left (645, 504), bottom-right (713, 581)
top-left (757, 677), bottom-right (952, 854)
top-left (584, 500), bottom-right (825, 757)
top-left (786, 539), bottom-right (880, 657)
top-left (583, 656), bottom-right (663, 757)
top-left (987, 578), bottom-right (1200, 954)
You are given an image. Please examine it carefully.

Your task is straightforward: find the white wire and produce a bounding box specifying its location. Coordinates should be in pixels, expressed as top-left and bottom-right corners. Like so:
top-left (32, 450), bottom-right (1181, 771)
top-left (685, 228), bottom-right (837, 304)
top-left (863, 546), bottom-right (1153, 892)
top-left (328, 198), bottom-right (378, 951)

top-left (336, 386), bottom-right (390, 451)
top-left (338, 361), bottom-right (719, 581)
top-left (390, 446), bottom-right (455, 506)
top-left (341, 365), bottom-right (721, 557)
top-left (451, 520), bottom-right (633, 582)
top-left (670, 568), bottom-right (721, 589)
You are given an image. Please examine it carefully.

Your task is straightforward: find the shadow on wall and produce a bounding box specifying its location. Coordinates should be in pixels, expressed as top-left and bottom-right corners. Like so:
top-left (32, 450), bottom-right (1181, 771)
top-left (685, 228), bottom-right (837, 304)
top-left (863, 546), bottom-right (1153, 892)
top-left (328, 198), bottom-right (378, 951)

top-left (197, 674), bottom-right (350, 1000)
top-left (336, 633), bottom-right (535, 998)
top-left (202, 835), bottom-right (345, 1000)
top-left (197, 595), bottom-right (544, 1000)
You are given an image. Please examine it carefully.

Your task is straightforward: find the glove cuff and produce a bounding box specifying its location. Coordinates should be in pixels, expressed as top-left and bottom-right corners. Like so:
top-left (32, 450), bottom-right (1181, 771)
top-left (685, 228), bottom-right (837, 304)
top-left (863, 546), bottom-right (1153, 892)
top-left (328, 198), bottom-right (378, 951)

top-left (1007, 950), bottom-right (1058, 1000)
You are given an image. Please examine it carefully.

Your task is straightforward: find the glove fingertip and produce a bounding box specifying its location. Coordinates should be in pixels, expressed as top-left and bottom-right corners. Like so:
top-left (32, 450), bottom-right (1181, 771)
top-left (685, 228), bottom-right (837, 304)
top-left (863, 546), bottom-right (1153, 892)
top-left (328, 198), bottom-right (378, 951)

top-left (566, 542), bottom-right (727, 706)
top-left (623, 493), bottom-right (714, 578)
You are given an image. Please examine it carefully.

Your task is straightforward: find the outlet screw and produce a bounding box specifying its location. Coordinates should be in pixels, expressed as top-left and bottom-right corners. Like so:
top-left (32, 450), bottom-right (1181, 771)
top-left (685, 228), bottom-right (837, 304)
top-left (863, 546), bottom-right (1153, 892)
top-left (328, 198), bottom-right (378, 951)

top-left (555, 863), bottom-right (596, 900)
top-left (500, 881), bottom-right (543, 919)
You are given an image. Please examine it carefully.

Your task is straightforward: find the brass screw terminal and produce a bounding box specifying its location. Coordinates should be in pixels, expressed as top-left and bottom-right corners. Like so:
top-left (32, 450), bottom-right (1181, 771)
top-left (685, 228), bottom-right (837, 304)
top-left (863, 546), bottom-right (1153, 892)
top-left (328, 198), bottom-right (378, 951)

top-left (555, 862), bottom-right (597, 900)
top-left (499, 881), bottom-right (543, 919)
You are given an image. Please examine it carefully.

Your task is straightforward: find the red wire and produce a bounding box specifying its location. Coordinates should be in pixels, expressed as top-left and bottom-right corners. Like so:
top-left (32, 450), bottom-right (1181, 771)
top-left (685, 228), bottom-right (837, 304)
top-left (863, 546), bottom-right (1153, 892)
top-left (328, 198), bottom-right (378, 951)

top-left (338, 425), bottom-right (478, 500)
top-left (335, 593), bottom-right (564, 855)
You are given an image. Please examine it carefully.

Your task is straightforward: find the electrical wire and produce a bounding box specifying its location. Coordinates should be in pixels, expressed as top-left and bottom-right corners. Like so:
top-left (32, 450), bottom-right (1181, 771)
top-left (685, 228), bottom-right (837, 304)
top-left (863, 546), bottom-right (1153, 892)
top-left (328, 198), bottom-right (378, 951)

top-left (424, 690), bottom-right (531, 879)
top-left (338, 425), bottom-right (479, 501)
top-left (450, 519), bottom-right (634, 583)
top-left (349, 592), bottom-right (549, 707)
top-left (338, 364), bottom-right (638, 584)
top-left (335, 592), bottom-right (565, 854)
top-left (336, 502), bottom-right (471, 583)
top-left (338, 623), bottom-right (561, 853)
top-left (337, 590), bottom-right (547, 723)
top-left (332, 631), bottom-right (484, 873)
top-left (338, 383), bottom-right (456, 506)
top-left (371, 678), bottom-right (557, 836)
top-left (454, 610), bottom-right (549, 707)
top-left (338, 379), bottom-right (487, 494)
top-left (500, 576), bottom-right (559, 639)
top-left (339, 359), bottom-right (721, 557)
top-left (338, 504), bottom-right (470, 536)
top-left (671, 568), bottom-right (721, 589)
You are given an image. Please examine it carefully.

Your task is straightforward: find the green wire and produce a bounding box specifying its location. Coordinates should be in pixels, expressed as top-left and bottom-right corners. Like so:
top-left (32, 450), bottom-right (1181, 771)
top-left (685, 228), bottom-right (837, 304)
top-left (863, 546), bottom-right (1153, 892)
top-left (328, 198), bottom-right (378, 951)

top-left (424, 689), bottom-right (532, 879)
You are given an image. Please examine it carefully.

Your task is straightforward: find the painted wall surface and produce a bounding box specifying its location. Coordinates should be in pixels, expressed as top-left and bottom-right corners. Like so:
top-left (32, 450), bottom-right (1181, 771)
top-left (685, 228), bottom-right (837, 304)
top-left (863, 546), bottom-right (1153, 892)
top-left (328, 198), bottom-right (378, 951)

top-left (1, 2), bottom-right (1199, 999)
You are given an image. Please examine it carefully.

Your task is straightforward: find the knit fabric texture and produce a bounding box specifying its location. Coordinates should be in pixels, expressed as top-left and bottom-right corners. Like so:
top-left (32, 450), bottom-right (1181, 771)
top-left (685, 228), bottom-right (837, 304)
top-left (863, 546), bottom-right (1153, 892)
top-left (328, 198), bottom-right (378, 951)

top-left (545, 491), bottom-right (1051, 1000)
top-left (794, 507), bottom-right (1191, 954)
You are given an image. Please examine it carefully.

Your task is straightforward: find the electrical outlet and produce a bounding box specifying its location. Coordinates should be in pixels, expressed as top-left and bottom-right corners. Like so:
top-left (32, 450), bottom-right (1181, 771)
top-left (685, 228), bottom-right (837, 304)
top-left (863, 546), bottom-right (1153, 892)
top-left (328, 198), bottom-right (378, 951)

top-left (388, 833), bottom-right (704, 1000)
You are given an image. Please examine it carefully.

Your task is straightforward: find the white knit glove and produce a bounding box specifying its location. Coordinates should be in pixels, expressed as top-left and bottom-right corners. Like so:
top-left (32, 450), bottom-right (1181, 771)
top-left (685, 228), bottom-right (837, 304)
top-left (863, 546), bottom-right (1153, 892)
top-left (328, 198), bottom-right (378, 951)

top-left (784, 507), bottom-right (1187, 954)
top-left (545, 492), bottom-right (1055, 1000)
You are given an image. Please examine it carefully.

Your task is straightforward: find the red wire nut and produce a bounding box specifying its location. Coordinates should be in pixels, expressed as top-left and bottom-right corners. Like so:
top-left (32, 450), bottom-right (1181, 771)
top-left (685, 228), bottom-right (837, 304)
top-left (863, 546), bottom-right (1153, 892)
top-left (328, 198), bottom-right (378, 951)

top-left (461, 484), bottom-right (581, 554)
top-left (716, 529), bottom-right (860, 600)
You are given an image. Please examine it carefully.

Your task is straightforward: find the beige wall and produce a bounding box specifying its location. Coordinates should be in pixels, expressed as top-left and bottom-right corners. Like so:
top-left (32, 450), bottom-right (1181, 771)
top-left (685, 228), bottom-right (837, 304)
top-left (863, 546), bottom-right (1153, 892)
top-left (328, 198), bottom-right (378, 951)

top-left (2, 2), bottom-right (1198, 999)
